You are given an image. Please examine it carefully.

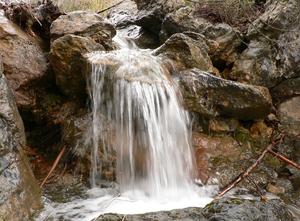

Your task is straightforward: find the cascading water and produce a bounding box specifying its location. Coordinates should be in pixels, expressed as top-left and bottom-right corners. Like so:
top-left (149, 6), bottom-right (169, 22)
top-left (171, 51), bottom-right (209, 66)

top-left (87, 40), bottom-right (195, 197)
top-left (37, 29), bottom-right (215, 221)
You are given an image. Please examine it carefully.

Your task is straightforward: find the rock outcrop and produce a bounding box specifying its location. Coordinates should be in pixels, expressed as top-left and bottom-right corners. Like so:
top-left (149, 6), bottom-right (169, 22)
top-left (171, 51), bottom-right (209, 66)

top-left (176, 68), bottom-right (272, 120)
top-left (0, 10), bottom-right (47, 110)
top-left (0, 58), bottom-right (41, 221)
top-left (231, 0), bottom-right (300, 87)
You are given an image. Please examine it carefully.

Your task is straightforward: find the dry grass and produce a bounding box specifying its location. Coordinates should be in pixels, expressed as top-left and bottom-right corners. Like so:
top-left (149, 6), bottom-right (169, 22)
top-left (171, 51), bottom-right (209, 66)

top-left (28, 0), bottom-right (120, 12)
top-left (194, 0), bottom-right (266, 33)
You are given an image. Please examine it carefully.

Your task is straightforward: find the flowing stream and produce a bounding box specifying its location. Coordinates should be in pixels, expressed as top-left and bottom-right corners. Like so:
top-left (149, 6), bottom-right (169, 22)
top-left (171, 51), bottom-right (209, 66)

top-left (37, 28), bottom-right (216, 221)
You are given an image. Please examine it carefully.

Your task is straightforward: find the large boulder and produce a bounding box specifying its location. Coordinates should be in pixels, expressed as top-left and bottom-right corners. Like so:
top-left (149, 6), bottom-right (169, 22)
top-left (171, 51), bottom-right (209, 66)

top-left (133, 0), bottom-right (185, 35)
top-left (176, 68), bottom-right (272, 120)
top-left (50, 11), bottom-right (116, 50)
top-left (154, 33), bottom-right (218, 74)
top-left (95, 198), bottom-right (295, 221)
top-left (160, 6), bottom-right (243, 66)
top-left (0, 60), bottom-right (41, 220)
top-left (49, 34), bottom-right (103, 99)
top-left (0, 10), bottom-right (47, 110)
top-left (231, 0), bottom-right (300, 88)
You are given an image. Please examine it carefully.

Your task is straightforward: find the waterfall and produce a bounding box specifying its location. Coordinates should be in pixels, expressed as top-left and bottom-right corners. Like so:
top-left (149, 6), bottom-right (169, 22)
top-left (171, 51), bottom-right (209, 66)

top-left (36, 30), bottom-right (215, 221)
top-left (86, 39), bottom-right (195, 197)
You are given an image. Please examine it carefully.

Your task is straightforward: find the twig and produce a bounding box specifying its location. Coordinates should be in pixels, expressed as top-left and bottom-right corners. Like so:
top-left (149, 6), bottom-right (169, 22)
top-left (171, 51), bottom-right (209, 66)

top-left (246, 176), bottom-right (265, 200)
top-left (40, 146), bottom-right (66, 187)
top-left (215, 138), bottom-right (282, 199)
top-left (97, 0), bottom-right (126, 14)
top-left (268, 149), bottom-right (300, 170)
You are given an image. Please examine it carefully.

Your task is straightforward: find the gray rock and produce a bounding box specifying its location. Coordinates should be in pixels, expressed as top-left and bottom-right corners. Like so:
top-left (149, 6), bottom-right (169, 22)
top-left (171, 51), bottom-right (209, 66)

top-left (203, 198), bottom-right (295, 221)
top-left (96, 207), bottom-right (207, 221)
top-left (278, 96), bottom-right (300, 136)
top-left (50, 11), bottom-right (116, 50)
top-left (95, 198), bottom-right (295, 221)
top-left (0, 11), bottom-right (48, 110)
top-left (133, 0), bottom-right (185, 35)
top-left (154, 33), bottom-right (217, 74)
top-left (160, 6), bottom-right (242, 65)
top-left (231, 0), bottom-right (300, 88)
top-left (49, 34), bottom-right (103, 99)
top-left (176, 68), bottom-right (272, 120)
top-left (0, 59), bottom-right (41, 220)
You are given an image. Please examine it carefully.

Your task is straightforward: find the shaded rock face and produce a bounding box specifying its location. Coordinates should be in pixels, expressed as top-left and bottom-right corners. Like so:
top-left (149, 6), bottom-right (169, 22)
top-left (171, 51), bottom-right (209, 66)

top-left (49, 34), bottom-right (103, 99)
top-left (133, 0), bottom-right (185, 35)
top-left (50, 11), bottom-right (116, 50)
top-left (271, 78), bottom-right (300, 103)
top-left (0, 61), bottom-right (41, 220)
top-left (0, 10), bottom-right (47, 110)
top-left (96, 198), bottom-right (295, 221)
top-left (160, 6), bottom-right (243, 66)
top-left (176, 68), bottom-right (272, 120)
top-left (278, 97), bottom-right (300, 136)
top-left (231, 0), bottom-right (300, 88)
top-left (154, 33), bottom-right (217, 74)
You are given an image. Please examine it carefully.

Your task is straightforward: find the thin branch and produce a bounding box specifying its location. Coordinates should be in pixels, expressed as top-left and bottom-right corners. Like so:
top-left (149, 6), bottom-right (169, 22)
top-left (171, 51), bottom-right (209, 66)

top-left (215, 135), bottom-right (284, 199)
top-left (40, 146), bottom-right (66, 187)
top-left (97, 0), bottom-right (126, 14)
top-left (268, 149), bottom-right (300, 170)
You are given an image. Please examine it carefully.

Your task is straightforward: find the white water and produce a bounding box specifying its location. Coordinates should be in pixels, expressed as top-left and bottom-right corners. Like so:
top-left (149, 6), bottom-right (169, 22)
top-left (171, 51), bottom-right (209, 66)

top-left (37, 29), bottom-right (216, 221)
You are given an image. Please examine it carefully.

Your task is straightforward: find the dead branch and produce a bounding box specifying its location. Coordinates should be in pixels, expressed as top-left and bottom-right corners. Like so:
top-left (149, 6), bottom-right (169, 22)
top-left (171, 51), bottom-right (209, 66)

top-left (40, 146), bottom-right (66, 187)
top-left (97, 0), bottom-right (126, 14)
top-left (268, 149), bottom-right (300, 170)
top-left (215, 138), bottom-right (281, 199)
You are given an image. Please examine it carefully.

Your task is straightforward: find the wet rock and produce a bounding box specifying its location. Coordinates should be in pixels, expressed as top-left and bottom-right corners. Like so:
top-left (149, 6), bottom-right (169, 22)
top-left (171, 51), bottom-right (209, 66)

top-left (49, 34), bottom-right (103, 99)
top-left (271, 78), bottom-right (300, 103)
top-left (203, 198), bottom-right (295, 221)
top-left (231, 0), bottom-right (300, 88)
top-left (96, 207), bottom-right (207, 221)
top-left (96, 198), bottom-right (294, 221)
top-left (154, 33), bottom-right (217, 74)
top-left (134, 0), bottom-right (185, 35)
top-left (160, 6), bottom-right (242, 65)
top-left (0, 10), bottom-right (48, 110)
top-left (278, 96), bottom-right (300, 136)
top-left (0, 61), bottom-right (41, 220)
top-left (50, 11), bottom-right (116, 50)
top-left (176, 68), bottom-right (272, 120)
top-left (107, 0), bottom-right (138, 28)
top-left (116, 25), bottom-right (159, 49)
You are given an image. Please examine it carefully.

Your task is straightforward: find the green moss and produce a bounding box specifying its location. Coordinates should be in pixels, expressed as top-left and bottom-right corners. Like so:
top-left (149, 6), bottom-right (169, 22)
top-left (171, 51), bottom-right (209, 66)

top-left (265, 155), bottom-right (282, 170)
